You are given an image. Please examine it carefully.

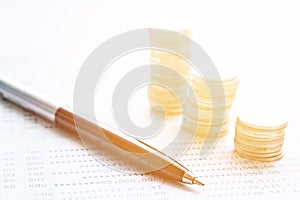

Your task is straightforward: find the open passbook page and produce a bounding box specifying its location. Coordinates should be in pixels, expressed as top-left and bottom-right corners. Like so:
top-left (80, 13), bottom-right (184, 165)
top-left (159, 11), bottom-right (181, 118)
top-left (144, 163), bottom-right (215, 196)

top-left (1, 96), bottom-right (300, 199)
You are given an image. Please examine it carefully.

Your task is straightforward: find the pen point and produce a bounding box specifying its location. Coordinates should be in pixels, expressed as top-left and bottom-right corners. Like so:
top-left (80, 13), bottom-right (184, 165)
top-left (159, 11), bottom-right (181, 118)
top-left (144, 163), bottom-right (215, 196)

top-left (182, 172), bottom-right (204, 186)
top-left (193, 177), bottom-right (205, 186)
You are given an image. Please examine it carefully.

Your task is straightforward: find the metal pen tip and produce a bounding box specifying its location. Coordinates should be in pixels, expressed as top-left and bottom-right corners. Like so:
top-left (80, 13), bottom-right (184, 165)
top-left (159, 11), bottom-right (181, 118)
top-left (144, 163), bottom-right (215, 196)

top-left (193, 177), bottom-right (205, 186)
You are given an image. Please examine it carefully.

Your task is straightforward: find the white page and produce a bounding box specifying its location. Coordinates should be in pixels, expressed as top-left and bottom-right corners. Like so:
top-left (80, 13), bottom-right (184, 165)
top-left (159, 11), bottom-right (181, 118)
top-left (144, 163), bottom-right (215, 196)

top-left (1, 96), bottom-right (300, 199)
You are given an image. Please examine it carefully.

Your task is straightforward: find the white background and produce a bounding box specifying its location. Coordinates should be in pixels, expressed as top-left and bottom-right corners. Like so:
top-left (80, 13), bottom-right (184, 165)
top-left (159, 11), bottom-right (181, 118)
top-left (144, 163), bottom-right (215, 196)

top-left (1, 0), bottom-right (299, 143)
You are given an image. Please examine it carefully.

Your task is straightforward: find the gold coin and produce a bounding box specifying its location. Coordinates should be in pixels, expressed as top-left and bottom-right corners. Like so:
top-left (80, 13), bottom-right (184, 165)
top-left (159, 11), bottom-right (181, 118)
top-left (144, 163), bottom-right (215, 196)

top-left (234, 148), bottom-right (283, 162)
top-left (234, 139), bottom-right (284, 153)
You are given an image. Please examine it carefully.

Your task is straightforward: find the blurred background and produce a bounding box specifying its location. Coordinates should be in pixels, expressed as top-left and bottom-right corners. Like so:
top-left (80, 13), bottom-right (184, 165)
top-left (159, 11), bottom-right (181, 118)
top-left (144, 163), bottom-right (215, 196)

top-left (0, 0), bottom-right (299, 147)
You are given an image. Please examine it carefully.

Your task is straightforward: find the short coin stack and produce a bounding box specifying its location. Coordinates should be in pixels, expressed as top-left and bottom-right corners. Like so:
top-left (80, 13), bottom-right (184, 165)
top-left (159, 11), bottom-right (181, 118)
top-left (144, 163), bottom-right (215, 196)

top-left (234, 108), bottom-right (288, 161)
top-left (184, 75), bottom-right (239, 138)
top-left (148, 29), bottom-right (191, 116)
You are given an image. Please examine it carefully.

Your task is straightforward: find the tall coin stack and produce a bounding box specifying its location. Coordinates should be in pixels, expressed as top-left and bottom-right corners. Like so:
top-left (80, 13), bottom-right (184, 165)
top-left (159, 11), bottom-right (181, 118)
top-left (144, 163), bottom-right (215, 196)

top-left (148, 29), bottom-right (191, 116)
top-left (234, 109), bottom-right (288, 161)
top-left (184, 76), bottom-right (239, 138)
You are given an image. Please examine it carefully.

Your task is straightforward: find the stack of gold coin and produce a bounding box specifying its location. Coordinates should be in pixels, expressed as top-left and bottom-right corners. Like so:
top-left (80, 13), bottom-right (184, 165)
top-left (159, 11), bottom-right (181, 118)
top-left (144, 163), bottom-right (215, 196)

top-left (148, 29), bottom-right (191, 116)
top-left (234, 108), bottom-right (288, 161)
top-left (184, 75), bottom-right (239, 138)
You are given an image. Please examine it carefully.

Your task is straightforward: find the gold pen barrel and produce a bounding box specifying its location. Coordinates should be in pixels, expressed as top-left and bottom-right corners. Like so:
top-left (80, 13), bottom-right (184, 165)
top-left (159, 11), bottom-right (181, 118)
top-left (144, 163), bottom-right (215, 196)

top-left (55, 107), bottom-right (189, 182)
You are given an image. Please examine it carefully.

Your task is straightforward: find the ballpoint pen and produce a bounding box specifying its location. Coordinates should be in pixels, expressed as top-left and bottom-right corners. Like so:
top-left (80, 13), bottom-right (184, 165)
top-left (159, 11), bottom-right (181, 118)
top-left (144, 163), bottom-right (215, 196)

top-left (0, 75), bottom-right (204, 186)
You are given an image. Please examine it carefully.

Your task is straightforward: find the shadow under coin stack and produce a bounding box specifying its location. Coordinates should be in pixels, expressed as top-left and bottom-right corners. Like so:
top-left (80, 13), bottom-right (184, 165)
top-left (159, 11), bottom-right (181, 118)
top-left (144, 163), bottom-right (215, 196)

top-left (184, 76), bottom-right (239, 138)
top-left (234, 110), bottom-right (288, 161)
top-left (148, 29), bottom-right (191, 116)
